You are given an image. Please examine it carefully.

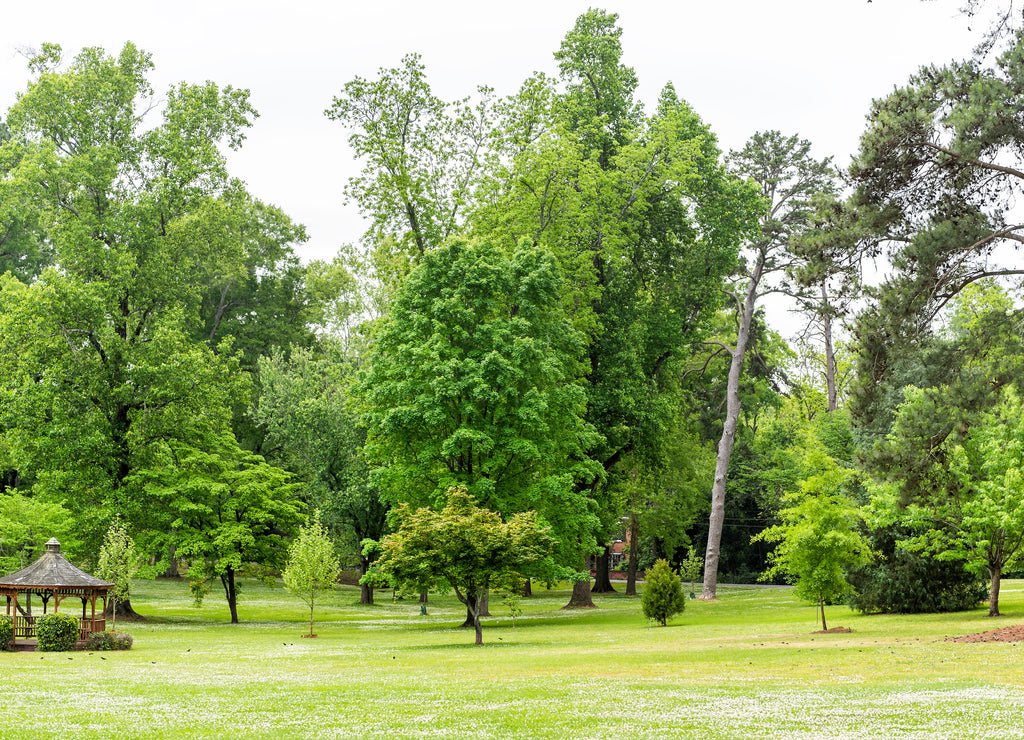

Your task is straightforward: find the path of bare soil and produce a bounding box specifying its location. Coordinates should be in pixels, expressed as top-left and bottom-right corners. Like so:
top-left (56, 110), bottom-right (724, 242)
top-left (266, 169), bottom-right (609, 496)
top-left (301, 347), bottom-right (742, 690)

top-left (947, 625), bottom-right (1024, 643)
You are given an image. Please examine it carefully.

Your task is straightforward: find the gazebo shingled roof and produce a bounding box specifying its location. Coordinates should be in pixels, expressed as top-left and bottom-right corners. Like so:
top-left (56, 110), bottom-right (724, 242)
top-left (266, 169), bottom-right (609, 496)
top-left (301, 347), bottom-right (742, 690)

top-left (0, 538), bottom-right (112, 589)
top-left (1, 538), bottom-right (113, 646)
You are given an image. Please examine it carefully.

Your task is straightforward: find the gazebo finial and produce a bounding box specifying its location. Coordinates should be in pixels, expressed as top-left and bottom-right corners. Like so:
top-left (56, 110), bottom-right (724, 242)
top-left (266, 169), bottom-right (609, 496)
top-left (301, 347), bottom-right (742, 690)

top-left (45, 538), bottom-right (61, 553)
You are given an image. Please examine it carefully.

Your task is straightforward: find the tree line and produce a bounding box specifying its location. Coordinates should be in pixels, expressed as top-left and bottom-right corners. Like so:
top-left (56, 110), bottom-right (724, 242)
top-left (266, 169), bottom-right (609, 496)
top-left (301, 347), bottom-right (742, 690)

top-left (2, 8), bottom-right (1023, 628)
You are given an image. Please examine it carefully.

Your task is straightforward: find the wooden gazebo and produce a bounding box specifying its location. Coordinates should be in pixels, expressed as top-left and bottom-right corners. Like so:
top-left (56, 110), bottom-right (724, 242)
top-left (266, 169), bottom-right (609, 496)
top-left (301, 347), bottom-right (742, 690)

top-left (0, 538), bottom-right (112, 648)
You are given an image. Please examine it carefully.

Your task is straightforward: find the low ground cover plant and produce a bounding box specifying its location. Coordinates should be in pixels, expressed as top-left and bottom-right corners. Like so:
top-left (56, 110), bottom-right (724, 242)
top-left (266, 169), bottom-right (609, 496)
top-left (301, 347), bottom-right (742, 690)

top-left (84, 630), bottom-right (133, 650)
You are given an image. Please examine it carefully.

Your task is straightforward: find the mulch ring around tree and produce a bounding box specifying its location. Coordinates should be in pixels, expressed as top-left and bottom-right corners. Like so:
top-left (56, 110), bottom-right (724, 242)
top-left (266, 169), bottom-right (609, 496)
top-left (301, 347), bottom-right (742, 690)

top-left (947, 625), bottom-right (1024, 643)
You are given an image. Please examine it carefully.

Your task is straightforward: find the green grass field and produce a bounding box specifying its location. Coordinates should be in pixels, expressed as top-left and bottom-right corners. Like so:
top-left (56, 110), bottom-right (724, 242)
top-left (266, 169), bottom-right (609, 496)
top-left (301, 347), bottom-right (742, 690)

top-left (3, 577), bottom-right (1023, 739)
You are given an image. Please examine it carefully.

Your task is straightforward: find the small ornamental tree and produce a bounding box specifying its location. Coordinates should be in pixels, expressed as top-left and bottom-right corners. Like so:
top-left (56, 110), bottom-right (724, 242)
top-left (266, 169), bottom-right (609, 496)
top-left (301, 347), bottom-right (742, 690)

top-left (283, 510), bottom-right (340, 637)
top-left (641, 559), bottom-right (686, 626)
top-left (373, 486), bottom-right (556, 645)
top-left (753, 451), bottom-right (873, 631)
top-left (95, 519), bottom-right (140, 630)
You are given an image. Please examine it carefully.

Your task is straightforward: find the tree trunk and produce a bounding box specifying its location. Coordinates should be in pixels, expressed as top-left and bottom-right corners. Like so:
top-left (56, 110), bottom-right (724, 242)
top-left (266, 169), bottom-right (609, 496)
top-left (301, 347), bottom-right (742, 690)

top-left (472, 588), bottom-right (484, 645)
top-left (223, 568), bottom-right (239, 624)
top-left (163, 544), bottom-right (180, 578)
top-left (626, 512), bottom-right (639, 596)
top-left (105, 598), bottom-right (144, 622)
top-left (988, 564), bottom-right (1002, 617)
top-left (522, 578), bottom-right (532, 597)
top-left (592, 544), bottom-right (616, 593)
top-left (308, 601), bottom-right (315, 637)
top-left (820, 598), bottom-right (827, 631)
top-left (702, 262), bottom-right (762, 600)
top-left (822, 286), bottom-right (838, 413)
top-left (461, 590), bottom-right (491, 626)
top-left (563, 575), bottom-right (597, 609)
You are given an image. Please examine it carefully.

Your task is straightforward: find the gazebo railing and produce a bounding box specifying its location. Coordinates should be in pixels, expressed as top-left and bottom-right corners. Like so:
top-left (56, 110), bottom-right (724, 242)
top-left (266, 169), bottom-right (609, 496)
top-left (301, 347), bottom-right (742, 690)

top-left (13, 614), bottom-right (106, 640)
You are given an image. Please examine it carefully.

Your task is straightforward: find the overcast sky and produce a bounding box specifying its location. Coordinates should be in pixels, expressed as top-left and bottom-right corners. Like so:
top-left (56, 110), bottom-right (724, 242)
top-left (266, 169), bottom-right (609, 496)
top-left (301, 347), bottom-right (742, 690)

top-left (1, 0), bottom-right (990, 332)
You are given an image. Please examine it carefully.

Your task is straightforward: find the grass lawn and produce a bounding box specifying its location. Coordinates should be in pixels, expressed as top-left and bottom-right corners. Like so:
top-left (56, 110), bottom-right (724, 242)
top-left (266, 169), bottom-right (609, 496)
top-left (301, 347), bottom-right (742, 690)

top-left (3, 577), bottom-right (1023, 739)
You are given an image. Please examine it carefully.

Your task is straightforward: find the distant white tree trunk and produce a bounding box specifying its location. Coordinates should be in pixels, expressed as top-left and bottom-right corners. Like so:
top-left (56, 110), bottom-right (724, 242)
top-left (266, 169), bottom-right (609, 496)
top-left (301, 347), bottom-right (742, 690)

top-left (700, 255), bottom-right (762, 600)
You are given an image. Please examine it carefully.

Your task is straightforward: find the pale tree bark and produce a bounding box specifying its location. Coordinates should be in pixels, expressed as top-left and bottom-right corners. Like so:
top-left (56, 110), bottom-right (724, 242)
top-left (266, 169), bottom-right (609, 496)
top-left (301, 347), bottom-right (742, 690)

top-left (821, 285), bottom-right (839, 413)
top-left (700, 256), bottom-right (763, 600)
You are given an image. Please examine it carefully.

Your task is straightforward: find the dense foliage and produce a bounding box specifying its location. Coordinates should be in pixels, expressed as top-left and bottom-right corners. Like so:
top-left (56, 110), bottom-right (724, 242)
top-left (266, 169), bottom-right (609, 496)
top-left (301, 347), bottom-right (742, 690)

top-left (36, 613), bottom-right (79, 652)
top-left (2, 8), bottom-right (1023, 627)
top-left (640, 559), bottom-right (686, 626)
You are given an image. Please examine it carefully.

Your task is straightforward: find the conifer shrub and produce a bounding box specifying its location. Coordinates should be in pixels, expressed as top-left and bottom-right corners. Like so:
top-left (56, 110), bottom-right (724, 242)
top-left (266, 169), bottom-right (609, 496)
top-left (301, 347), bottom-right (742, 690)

top-left (641, 559), bottom-right (686, 626)
top-left (36, 613), bottom-right (79, 651)
top-left (0, 615), bottom-right (13, 650)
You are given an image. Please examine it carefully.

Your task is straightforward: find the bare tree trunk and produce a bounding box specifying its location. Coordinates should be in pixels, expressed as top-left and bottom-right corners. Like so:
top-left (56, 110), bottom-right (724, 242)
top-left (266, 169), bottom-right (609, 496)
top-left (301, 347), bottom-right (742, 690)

top-left (592, 544), bottom-right (616, 593)
top-left (988, 564), bottom-right (1002, 617)
top-left (820, 598), bottom-right (827, 631)
top-left (522, 579), bottom-right (532, 597)
top-left (702, 267), bottom-right (761, 600)
top-left (822, 285), bottom-right (838, 413)
top-left (223, 568), bottom-right (239, 624)
top-left (105, 598), bottom-right (143, 622)
top-left (625, 512), bottom-right (639, 596)
top-left (563, 580), bottom-right (597, 608)
top-left (472, 588), bottom-right (484, 645)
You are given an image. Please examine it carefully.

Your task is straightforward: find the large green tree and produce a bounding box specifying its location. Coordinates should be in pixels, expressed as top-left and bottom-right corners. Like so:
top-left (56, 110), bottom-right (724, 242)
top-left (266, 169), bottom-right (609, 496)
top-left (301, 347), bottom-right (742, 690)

top-left (700, 131), bottom-right (836, 600)
top-left (356, 237), bottom-right (601, 574)
top-left (0, 44), bottom-right (304, 583)
top-left (256, 342), bottom-right (387, 605)
top-left (330, 11), bottom-right (759, 607)
top-left (848, 30), bottom-right (1024, 445)
top-left (476, 12), bottom-right (761, 603)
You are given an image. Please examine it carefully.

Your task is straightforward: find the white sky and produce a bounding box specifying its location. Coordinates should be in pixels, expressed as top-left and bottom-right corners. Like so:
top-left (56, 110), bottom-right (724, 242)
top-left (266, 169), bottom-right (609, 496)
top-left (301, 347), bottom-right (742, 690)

top-left (0, 0), bottom-right (991, 333)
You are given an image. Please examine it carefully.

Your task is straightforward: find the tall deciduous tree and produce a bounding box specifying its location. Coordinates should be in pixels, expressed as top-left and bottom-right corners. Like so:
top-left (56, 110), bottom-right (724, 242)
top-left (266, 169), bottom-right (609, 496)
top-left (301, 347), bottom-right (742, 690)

top-left (256, 343), bottom-right (387, 605)
top-left (0, 44), bottom-right (303, 574)
top-left (356, 237), bottom-right (601, 575)
top-left (477, 12), bottom-right (760, 605)
top-left (325, 53), bottom-right (493, 258)
top-left (700, 131), bottom-right (836, 600)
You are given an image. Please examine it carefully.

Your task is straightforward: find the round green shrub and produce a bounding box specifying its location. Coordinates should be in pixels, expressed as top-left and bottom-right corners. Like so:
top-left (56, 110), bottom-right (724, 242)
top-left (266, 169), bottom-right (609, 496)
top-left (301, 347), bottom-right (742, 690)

top-left (36, 613), bottom-right (79, 651)
top-left (0, 615), bottom-right (13, 650)
top-left (84, 630), bottom-right (133, 651)
top-left (641, 559), bottom-right (686, 626)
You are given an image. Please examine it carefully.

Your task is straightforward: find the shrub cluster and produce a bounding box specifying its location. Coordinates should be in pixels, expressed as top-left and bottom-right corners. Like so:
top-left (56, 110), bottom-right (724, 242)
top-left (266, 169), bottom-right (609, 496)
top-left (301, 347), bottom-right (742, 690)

top-left (85, 630), bottom-right (133, 651)
top-left (36, 613), bottom-right (79, 651)
top-left (641, 559), bottom-right (686, 626)
top-left (0, 615), bottom-right (13, 650)
top-left (846, 525), bottom-right (986, 614)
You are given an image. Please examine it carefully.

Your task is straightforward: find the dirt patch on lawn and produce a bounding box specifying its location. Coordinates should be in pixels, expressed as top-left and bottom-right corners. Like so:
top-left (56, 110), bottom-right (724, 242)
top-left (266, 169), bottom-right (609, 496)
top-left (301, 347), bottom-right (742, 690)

top-left (812, 627), bottom-right (852, 634)
top-left (948, 625), bottom-right (1024, 643)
